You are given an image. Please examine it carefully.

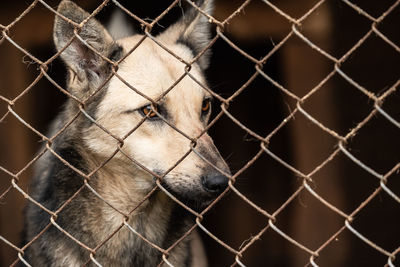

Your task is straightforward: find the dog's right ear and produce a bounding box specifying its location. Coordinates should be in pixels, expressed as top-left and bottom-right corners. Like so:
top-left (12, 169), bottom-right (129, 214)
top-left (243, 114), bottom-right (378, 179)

top-left (54, 0), bottom-right (122, 95)
top-left (158, 0), bottom-right (213, 70)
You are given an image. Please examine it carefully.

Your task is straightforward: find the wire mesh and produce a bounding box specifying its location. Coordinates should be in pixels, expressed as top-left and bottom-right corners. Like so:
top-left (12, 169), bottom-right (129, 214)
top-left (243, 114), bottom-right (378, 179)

top-left (0, 0), bottom-right (399, 266)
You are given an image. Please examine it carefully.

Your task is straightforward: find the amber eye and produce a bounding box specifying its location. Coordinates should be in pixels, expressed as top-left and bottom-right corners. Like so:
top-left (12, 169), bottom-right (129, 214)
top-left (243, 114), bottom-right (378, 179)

top-left (140, 104), bottom-right (158, 119)
top-left (201, 99), bottom-right (211, 114)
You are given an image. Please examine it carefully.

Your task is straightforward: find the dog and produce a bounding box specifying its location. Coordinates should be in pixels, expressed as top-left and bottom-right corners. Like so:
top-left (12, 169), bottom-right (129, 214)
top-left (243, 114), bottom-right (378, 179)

top-left (23, 0), bottom-right (230, 266)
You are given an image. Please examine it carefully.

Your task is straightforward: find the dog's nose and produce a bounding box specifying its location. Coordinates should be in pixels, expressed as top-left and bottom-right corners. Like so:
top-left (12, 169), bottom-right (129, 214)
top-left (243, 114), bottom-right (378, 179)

top-left (201, 173), bottom-right (229, 194)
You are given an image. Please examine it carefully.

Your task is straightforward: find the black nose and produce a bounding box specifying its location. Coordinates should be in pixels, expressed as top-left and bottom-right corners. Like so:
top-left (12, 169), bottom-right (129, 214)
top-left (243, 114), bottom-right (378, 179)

top-left (202, 173), bottom-right (229, 194)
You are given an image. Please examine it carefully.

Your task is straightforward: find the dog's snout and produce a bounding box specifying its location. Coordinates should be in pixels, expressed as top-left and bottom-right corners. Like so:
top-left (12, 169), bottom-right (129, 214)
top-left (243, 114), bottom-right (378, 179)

top-left (201, 173), bottom-right (229, 194)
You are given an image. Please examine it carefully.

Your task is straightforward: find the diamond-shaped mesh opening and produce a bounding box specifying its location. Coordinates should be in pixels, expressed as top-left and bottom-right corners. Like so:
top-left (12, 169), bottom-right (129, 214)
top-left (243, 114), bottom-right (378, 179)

top-left (229, 151), bottom-right (296, 212)
top-left (347, 113), bottom-right (400, 173)
top-left (268, 111), bottom-right (339, 174)
top-left (340, 35), bottom-right (400, 95)
top-left (2, 2), bottom-right (55, 61)
top-left (336, 152), bottom-right (382, 211)
top-left (0, 0), bottom-right (399, 266)
top-left (324, 227), bottom-right (388, 266)
top-left (301, 73), bottom-right (373, 136)
top-left (330, 3), bottom-right (372, 56)
top-left (352, 192), bottom-right (400, 251)
top-left (301, 154), bottom-right (348, 212)
top-left (297, 1), bottom-right (335, 56)
top-left (10, 75), bottom-right (70, 137)
top-left (225, 77), bottom-right (290, 135)
top-left (378, 3), bottom-right (400, 46)
top-left (275, 188), bottom-right (344, 249)
top-left (0, 113), bottom-right (42, 171)
top-left (0, 42), bottom-right (42, 100)
top-left (279, 35), bottom-right (335, 98)
top-left (201, 191), bottom-right (268, 249)
top-left (236, 228), bottom-right (292, 266)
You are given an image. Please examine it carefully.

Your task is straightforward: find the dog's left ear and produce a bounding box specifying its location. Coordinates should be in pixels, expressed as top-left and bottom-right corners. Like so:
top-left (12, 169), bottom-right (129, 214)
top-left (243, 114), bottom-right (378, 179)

top-left (54, 0), bottom-right (122, 94)
top-left (158, 0), bottom-right (213, 70)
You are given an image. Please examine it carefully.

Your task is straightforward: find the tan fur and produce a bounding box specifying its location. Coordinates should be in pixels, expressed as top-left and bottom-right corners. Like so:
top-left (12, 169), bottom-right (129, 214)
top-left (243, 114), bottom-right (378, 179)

top-left (84, 35), bottom-right (226, 199)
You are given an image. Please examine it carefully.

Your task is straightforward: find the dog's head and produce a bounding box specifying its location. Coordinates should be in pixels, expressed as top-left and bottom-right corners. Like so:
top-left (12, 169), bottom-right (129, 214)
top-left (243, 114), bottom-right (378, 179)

top-left (54, 0), bottom-right (230, 207)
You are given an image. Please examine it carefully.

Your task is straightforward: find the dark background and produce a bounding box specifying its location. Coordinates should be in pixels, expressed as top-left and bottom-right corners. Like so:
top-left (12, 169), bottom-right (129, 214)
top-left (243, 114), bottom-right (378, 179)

top-left (0, 0), bottom-right (399, 266)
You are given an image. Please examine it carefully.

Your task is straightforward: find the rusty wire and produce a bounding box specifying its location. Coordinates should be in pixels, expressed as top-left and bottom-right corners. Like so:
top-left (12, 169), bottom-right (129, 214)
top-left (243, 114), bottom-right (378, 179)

top-left (0, 0), bottom-right (399, 266)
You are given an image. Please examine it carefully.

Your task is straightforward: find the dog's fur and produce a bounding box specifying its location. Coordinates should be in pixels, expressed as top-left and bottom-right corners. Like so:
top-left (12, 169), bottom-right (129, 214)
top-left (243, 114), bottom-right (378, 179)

top-left (24, 1), bottom-right (230, 266)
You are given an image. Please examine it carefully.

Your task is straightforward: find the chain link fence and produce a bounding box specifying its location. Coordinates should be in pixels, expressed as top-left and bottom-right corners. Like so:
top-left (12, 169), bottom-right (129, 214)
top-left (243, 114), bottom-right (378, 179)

top-left (0, 0), bottom-right (399, 266)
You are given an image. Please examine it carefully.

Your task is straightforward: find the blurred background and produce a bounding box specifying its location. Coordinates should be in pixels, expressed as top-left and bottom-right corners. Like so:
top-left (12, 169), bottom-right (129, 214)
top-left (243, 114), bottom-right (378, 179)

top-left (0, 0), bottom-right (399, 266)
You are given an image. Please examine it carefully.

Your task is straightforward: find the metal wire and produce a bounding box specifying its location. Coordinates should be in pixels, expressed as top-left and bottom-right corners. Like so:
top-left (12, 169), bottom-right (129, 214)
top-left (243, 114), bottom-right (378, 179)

top-left (0, 0), bottom-right (399, 266)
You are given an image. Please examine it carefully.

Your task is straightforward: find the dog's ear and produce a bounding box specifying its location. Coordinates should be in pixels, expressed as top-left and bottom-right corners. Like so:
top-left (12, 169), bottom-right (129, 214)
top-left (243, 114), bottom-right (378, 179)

top-left (54, 0), bottom-right (122, 95)
top-left (158, 0), bottom-right (213, 70)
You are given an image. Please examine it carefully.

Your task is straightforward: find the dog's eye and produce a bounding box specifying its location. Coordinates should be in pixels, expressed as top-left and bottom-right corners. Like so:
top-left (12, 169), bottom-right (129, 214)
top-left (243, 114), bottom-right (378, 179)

top-left (140, 104), bottom-right (158, 119)
top-left (201, 99), bottom-right (211, 114)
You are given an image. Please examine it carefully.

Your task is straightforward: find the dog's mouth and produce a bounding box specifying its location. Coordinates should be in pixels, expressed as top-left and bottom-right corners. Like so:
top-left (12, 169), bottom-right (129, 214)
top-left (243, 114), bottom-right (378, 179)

top-left (157, 180), bottom-right (220, 212)
top-left (151, 169), bottom-right (229, 212)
